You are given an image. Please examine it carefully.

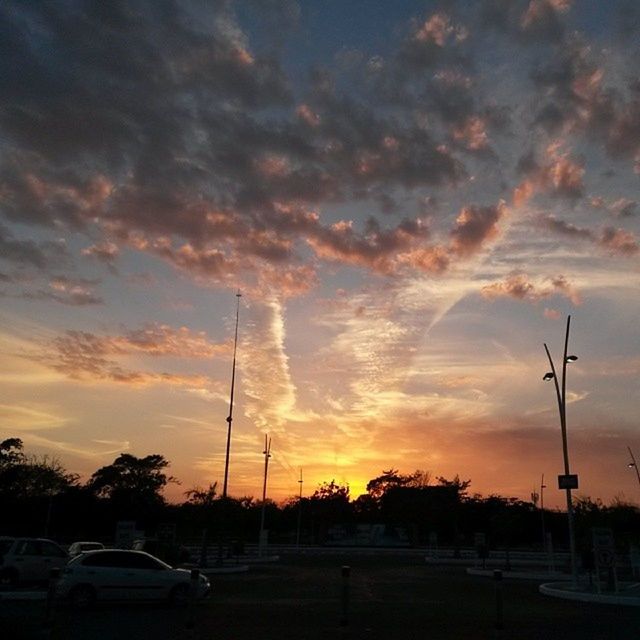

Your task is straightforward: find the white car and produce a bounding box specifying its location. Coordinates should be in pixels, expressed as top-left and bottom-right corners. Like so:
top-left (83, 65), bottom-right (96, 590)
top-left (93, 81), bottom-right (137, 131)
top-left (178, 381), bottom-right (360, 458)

top-left (68, 541), bottom-right (105, 557)
top-left (0, 537), bottom-right (68, 586)
top-left (57, 549), bottom-right (210, 607)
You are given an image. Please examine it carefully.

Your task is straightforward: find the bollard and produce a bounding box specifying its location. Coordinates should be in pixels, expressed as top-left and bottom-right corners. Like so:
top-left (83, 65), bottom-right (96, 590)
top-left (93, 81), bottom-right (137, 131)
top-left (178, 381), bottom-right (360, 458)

top-left (45, 567), bottom-right (60, 630)
top-left (493, 569), bottom-right (503, 631)
top-left (186, 568), bottom-right (199, 631)
top-left (340, 565), bottom-right (350, 627)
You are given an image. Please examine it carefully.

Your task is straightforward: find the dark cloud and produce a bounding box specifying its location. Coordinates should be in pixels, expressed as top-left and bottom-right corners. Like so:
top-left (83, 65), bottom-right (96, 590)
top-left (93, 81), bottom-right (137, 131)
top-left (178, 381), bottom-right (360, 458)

top-left (0, 0), bottom-right (633, 295)
top-left (539, 214), bottom-right (593, 240)
top-left (479, 0), bottom-right (570, 43)
top-left (449, 202), bottom-right (507, 257)
top-left (0, 223), bottom-right (69, 269)
top-left (539, 215), bottom-right (639, 256)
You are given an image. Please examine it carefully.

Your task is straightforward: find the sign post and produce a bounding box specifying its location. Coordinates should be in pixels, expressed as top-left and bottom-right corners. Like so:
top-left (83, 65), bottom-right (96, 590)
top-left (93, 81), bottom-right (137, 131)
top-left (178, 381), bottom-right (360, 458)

top-left (557, 474), bottom-right (579, 490)
top-left (592, 527), bottom-right (617, 593)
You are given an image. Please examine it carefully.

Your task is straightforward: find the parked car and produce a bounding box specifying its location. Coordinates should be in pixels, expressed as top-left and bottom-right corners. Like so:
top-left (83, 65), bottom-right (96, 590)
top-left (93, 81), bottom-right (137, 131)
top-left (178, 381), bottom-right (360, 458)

top-left (0, 537), bottom-right (68, 586)
top-left (57, 549), bottom-right (210, 608)
top-left (68, 541), bottom-right (105, 557)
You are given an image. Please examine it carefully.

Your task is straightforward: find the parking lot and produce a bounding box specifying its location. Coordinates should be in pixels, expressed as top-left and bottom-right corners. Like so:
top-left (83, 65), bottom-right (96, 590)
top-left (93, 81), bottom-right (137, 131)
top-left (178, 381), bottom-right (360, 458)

top-left (3, 554), bottom-right (639, 639)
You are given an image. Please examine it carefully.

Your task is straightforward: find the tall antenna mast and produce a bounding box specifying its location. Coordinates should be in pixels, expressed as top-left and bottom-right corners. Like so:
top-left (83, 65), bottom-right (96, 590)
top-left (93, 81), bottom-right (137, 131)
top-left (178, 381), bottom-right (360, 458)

top-left (222, 291), bottom-right (241, 499)
top-left (296, 467), bottom-right (303, 548)
top-left (258, 434), bottom-right (272, 557)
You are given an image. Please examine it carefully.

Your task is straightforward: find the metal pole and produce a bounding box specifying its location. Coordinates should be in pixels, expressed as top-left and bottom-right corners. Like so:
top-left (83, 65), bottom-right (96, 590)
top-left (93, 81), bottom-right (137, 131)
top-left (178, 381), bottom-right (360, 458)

top-left (296, 468), bottom-right (303, 548)
top-left (222, 291), bottom-right (241, 499)
top-left (628, 446), bottom-right (640, 488)
top-left (544, 315), bottom-right (578, 588)
top-left (258, 435), bottom-right (271, 557)
top-left (540, 474), bottom-right (546, 551)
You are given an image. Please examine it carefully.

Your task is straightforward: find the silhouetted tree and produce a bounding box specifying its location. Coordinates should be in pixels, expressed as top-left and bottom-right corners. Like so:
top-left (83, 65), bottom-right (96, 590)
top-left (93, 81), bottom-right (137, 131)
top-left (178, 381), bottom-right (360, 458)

top-left (185, 482), bottom-right (218, 506)
top-left (0, 437), bottom-right (25, 466)
top-left (366, 469), bottom-right (431, 501)
top-left (0, 437), bottom-right (78, 499)
top-left (309, 480), bottom-right (352, 543)
top-left (88, 453), bottom-right (177, 517)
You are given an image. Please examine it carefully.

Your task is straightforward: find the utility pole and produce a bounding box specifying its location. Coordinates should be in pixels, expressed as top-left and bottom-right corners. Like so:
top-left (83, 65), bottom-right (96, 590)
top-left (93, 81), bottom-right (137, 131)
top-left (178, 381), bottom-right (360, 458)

top-left (296, 468), bottom-right (303, 548)
top-left (258, 434), bottom-right (272, 557)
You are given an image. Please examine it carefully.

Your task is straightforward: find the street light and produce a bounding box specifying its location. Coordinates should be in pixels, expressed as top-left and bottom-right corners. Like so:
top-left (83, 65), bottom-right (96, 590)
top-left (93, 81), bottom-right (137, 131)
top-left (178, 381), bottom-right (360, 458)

top-left (627, 446), bottom-right (640, 488)
top-left (543, 315), bottom-right (579, 587)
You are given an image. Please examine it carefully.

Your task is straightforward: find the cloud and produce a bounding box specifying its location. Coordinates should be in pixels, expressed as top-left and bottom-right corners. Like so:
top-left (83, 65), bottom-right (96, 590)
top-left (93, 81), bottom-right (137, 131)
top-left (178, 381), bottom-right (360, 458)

top-left (514, 143), bottom-right (584, 205)
top-left (0, 403), bottom-right (67, 430)
top-left (81, 241), bottom-right (120, 263)
top-left (0, 223), bottom-right (69, 269)
top-left (589, 196), bottom-right (637, 218)
top-left (31, 323), bottom-right (230, 388)
top-left (481, 272), bottom-right (582, 305)
top-left (241, 298), bottom-right (299, 432)
top-left (449, 201), bottom-right (507, 257)
top-left (539, 214), bottom-right (639, 256)
top-left (599, 226), bottom-right (639, 256)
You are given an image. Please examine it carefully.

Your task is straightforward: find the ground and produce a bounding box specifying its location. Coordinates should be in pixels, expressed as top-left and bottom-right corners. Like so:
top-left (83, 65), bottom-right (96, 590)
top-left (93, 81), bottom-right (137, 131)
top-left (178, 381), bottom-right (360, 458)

top-left (3, 554), bottom-right (639, 639)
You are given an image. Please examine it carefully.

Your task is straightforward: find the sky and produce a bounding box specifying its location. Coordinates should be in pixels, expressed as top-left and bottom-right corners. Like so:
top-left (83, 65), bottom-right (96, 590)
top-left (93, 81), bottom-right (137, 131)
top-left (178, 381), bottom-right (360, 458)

top-left (1, 0), bottom-right (639, 509)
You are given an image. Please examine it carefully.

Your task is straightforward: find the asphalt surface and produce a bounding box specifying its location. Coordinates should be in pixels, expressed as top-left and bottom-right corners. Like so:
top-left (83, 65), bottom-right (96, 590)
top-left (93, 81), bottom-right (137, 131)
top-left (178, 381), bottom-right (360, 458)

top-left (2, 554), bottom-right (639, 639)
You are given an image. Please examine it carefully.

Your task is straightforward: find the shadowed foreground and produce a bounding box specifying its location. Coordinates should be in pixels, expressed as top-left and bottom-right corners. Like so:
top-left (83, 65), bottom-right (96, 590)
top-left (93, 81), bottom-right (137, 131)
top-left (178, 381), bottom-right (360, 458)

top-left (4, 555), bottom-right (639, 639)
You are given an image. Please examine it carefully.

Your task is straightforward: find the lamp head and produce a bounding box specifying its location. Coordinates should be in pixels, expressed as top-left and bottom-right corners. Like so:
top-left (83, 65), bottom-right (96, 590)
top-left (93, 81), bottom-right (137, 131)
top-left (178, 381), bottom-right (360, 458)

top-left (629, 462), bottom-right (636, 468)
top-left (566, 355), bottom-right (578, 362)
top-left (543, 372), bottom-right (555, 381)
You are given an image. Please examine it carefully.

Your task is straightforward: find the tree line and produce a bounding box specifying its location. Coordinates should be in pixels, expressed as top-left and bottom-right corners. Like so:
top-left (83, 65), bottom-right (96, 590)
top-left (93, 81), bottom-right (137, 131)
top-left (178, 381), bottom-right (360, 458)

top-left (1, 438), bottom-right (638, 554)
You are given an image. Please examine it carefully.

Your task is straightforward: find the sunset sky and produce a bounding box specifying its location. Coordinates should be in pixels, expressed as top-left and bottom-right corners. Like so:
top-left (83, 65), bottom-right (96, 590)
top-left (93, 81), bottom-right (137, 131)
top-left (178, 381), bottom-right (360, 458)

top-left (1, 0), bottom-right (639, 508)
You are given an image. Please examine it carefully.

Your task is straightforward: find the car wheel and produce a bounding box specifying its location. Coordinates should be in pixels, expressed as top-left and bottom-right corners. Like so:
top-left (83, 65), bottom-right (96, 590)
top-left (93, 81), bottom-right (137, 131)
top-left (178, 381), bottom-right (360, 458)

top-left (0, 568), bottom-right (19, 588)
top-left (169, 583), bottom-right (190, 606)
top-left (69, 584), bottom-right (96, 610)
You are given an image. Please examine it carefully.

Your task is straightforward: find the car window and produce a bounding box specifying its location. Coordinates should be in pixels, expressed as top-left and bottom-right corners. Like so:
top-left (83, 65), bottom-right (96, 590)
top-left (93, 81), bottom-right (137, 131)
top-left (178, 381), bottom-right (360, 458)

top-left (126, 553), bottom-right (166, 570)
top-left (81, 543), bottom-right (103, 551)
top-left (41, 541), bottom-right (67, 558)
top-left (80, 551), bottom-right (163, 569)
top-left (82, 551), bottom-right (128, 567)
top-left (17, 540), bottom-right (40, 555)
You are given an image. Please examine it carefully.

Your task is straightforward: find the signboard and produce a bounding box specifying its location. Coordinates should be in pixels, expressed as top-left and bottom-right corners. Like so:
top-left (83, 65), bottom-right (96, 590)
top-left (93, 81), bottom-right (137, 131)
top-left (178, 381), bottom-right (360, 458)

top-left (592, 527), bottom-right (617, 593)
top-left (115, 521), bottom-right (137, 548)
top-left (596, 548), bottom-right (615, 568)
top-left (157, 523), bottom-right (176, 544)
top-left (557, 474), bottom-right (579, 489)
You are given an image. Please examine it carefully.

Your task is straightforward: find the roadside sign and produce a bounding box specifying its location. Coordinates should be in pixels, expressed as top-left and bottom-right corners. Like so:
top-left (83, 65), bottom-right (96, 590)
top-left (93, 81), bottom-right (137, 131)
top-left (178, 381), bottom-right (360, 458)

top-left (557, 474), bottom-right (578, 489)
top-left (597, 548), bottom-right (615, 568)
top-left (592, 527), bottom-right (617, 593)
top-left (115, 521), bottom-right (137, 548)
top-left (157, 523), bottom-right (176, 544)
top-left (592, 527), bottom-right (615, 550)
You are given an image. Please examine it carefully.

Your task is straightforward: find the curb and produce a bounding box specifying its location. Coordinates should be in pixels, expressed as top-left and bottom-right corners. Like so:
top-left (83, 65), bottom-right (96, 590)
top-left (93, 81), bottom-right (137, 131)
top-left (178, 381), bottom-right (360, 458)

top-left (466, 568), bottom-right (566, 580)
top-left (539, 582), bottom-right (640, 606)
